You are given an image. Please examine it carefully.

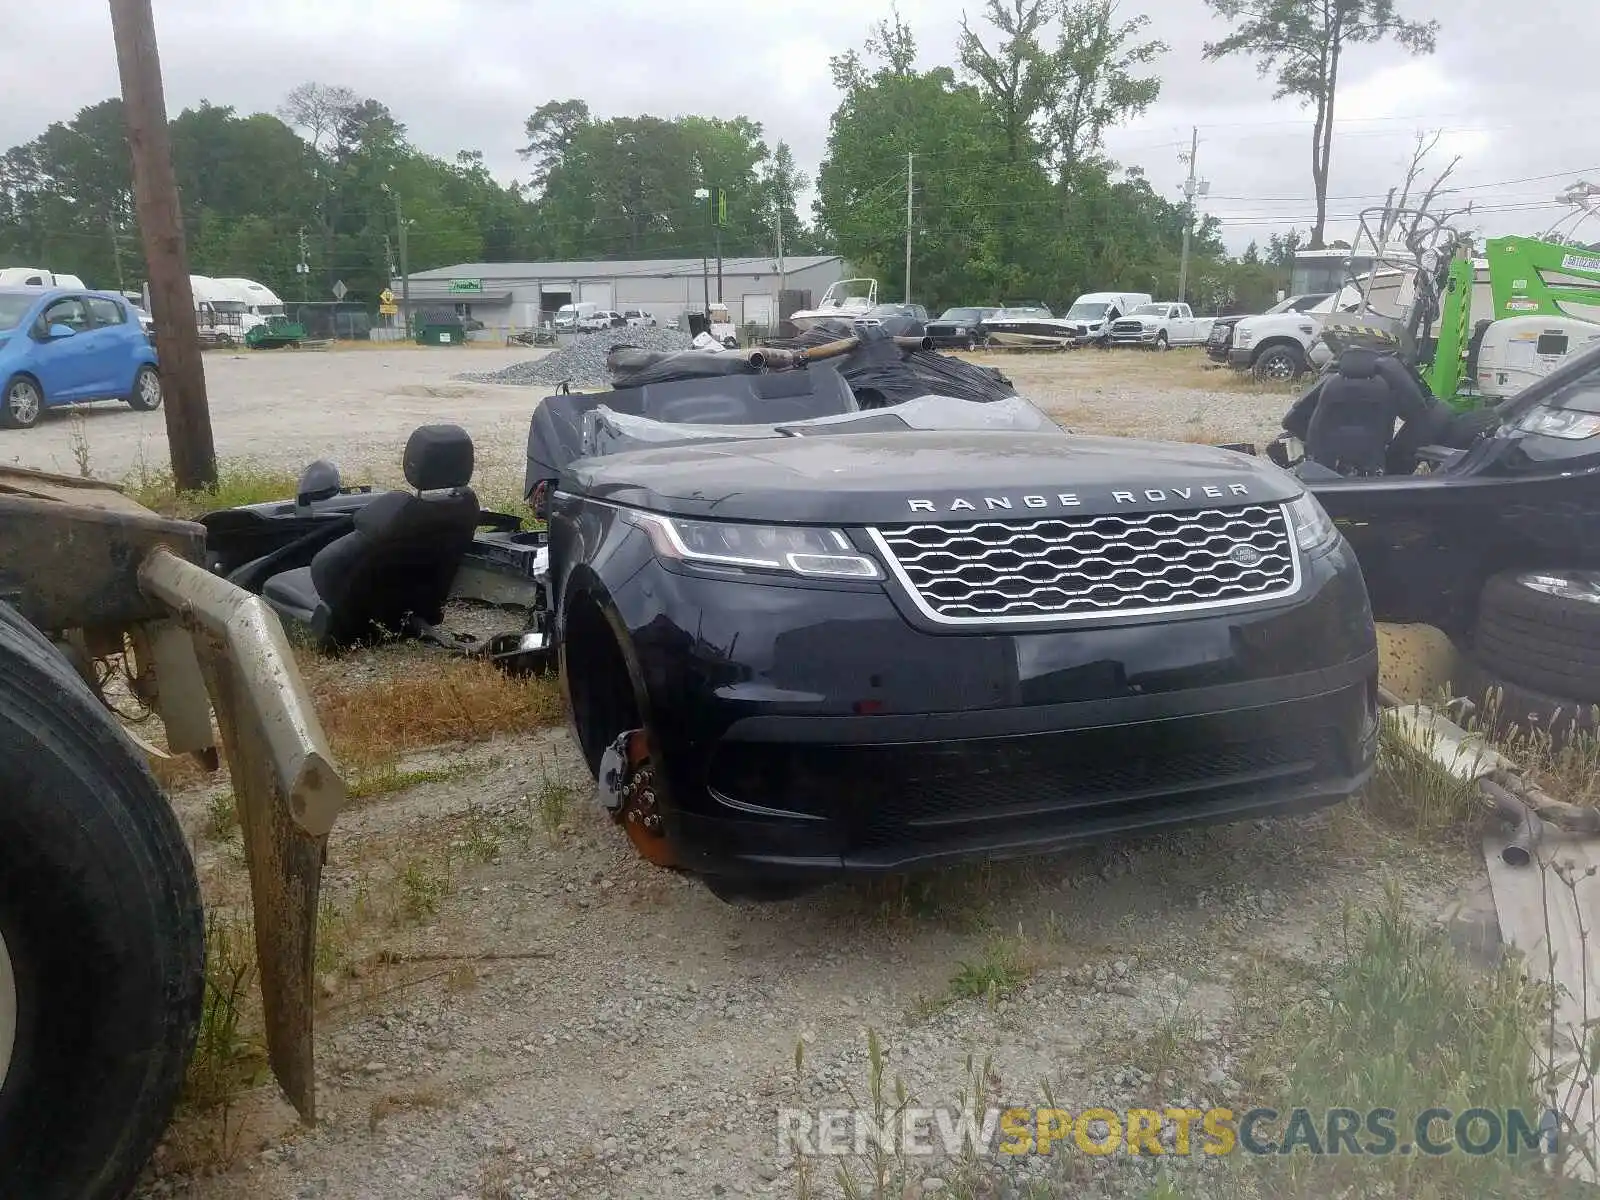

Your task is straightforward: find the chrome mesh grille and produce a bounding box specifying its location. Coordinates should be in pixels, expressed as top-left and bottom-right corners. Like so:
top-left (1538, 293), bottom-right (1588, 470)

top-left (871, 503), bottom-right (1297, 623)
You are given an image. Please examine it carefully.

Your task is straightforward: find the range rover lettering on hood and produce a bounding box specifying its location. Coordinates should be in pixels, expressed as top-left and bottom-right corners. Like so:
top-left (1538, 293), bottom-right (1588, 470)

top-left (907, 483), bottom-right (1251, 513)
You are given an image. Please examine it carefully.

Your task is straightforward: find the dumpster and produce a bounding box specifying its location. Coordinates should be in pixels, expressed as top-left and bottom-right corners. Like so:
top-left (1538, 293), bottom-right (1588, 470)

top-left (415, 307), bottom-right (468, 346)
top-left (417, 323), bottom-right (464, 346)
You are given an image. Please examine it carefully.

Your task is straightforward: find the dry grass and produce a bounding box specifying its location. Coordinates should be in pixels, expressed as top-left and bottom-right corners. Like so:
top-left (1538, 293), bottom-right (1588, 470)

top-left (305, 655), bottom-right (563, 768)
top-left (150, 655), bottom-right (563, 794)
top-left (1364, 686), bottom-right (1600, 844)
top-left (962, 345), bottom-right (1300, 396)
top-left (124, 459), bottom-right (315, 520)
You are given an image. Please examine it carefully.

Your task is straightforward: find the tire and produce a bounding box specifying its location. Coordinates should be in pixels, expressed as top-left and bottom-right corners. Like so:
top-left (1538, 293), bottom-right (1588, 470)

top-left (0, 601), bottom-right (205, 1199)
top-left (1474, 570), bottom-right (1600, 704)
top-left (0, 376), bottom-right (42, 429)
top-left (722, 336), bottom-right (739, 350)
top-left (1252, 345), bottom-right (1305, 384)
top-left (1154, 332), bottom-right (1169, 352)
top-left (126, 364), bottom-right (162, 412)
top-left (1455, 652), bottom-right (1598, 749)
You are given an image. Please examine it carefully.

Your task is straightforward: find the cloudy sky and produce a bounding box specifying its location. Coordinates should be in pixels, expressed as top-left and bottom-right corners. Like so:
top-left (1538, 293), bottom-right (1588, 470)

top-left (6, 0), bottom-right (1598, 253)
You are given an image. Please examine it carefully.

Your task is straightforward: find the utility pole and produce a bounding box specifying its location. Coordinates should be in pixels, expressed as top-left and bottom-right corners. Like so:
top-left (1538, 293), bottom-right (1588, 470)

top-left (904, 153), bottom-right (914, 304)
top-left (1177, 127), bottom-right (1198, 305)
top-left (713, 186), bottom-right (724, 304)
top-left (297, 227), bottom-right (310, 302)
top-left (109, 205), bottom-right (126, 293)
top-left (394, 191), bottom-right (411, 338)
top-left (694, 187), bottom-right (711, 318)
top-left (773, 201), bottom-right (786, 331)
top-left (109, 0), bottom-right (216, 490)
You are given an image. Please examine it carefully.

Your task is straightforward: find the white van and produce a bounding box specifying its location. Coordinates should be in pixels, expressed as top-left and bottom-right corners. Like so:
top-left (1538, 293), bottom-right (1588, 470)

top-left (214, 277), bottom-right (286, 321)
top-left (190, 275), bottom-right (266, 339)
top-left (0, 267), bottom-right (88, 289)
top-left (1063, 291), bottom-right (1153, 340)
top-left (553, 302), bottom-right (599, 331)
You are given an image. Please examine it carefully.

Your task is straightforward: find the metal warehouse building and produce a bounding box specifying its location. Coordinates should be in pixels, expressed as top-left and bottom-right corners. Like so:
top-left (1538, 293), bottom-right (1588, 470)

top-left (392, 255), bottom-right (847, 335)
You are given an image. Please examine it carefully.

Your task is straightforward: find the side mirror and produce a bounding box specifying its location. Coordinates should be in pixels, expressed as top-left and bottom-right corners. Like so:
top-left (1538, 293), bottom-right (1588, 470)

top-left (47, 323), bottom-right (76, 339)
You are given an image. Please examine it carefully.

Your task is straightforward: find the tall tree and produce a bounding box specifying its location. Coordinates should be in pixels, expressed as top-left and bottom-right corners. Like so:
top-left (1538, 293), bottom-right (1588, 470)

top-left (1047, 0), bottom-right (1167, 176)
top-left (275, 82), bottom-right (360, 154)
top-left (957, 0), bottom-right (1054, 164)
top-left (1202, 0), bottom-right (1439, 248)
top-left (518, 99), bottom-right (591, 194)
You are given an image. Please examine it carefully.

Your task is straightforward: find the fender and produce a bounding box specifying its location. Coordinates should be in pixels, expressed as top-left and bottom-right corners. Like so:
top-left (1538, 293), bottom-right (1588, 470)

top-left (1251, 335), bottom-right (1308, 363)
top-left (557, 564), bottom-right (661, 755)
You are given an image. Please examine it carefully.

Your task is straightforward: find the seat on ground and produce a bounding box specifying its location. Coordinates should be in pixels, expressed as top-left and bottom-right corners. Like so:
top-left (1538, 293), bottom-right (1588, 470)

top-left (261, 425), bottom-right (480, 649)
top-left (1304, 348), bottom-right (1404, 476)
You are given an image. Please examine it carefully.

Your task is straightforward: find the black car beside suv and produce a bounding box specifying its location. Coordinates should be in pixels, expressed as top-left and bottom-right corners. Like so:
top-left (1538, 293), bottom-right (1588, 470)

top-left (925, 306), bottom-right (1001, 349)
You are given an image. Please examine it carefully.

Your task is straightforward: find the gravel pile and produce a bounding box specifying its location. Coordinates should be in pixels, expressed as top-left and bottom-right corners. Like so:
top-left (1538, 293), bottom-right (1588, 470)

top-left (458, 327), bottom-right (694, 389)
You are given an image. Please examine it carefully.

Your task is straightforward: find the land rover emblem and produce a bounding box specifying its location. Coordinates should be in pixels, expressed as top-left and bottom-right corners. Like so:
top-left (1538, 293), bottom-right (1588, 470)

top-left (1230, 545), bottom-right (1263, 567)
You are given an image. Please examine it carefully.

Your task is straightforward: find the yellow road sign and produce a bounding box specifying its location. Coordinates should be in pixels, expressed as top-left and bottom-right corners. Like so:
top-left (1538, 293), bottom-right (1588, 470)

top-left (379, 288), bottom-right (396, 305)
top-left (379, 302), bottom-right (399, 316)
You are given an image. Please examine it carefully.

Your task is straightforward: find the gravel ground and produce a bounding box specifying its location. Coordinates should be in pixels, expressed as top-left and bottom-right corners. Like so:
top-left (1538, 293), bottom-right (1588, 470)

top-left (457, 327), bottom-right (694, 389)
top-left (61, 342), bottom-right (1444, 1200)
top-left (139, 730), bottom-right (1471, 1200)
top-left (0, 346), bottom-right (554, 492)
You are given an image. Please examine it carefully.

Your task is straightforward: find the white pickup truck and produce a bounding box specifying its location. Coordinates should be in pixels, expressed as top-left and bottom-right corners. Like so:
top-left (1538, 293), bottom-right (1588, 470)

top-left (1107, 302), bottom-right (1213, 349)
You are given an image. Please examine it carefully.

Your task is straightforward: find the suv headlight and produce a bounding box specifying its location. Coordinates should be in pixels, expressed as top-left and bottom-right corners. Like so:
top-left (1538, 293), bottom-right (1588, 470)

top-left (1515, 408), bottom-right (1600, 440)
top-left (1285, 491), bottom-right (1338, 552)
top-left (623, 511), bottom-right (882, 580)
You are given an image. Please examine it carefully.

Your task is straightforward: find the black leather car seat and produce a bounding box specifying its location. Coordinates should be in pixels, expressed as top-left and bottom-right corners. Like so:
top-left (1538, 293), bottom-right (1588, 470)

top-left (1305, 348), bottom-right (1404, 476)
top-left (261, 425), bottom-right (480, 648)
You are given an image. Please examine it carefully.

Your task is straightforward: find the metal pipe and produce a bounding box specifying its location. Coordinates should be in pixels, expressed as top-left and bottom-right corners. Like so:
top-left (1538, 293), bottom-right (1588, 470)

top-left (745, 336), bottom-right (861, 370)
top-left (1480, 776), bottom-right (1544, 867)
top-left (894, 335), bottom-right (934, 351)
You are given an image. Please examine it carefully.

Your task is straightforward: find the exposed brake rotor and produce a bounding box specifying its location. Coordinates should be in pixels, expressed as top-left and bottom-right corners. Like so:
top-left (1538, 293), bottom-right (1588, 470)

top-left (600, 729), bottom-right (678, 867)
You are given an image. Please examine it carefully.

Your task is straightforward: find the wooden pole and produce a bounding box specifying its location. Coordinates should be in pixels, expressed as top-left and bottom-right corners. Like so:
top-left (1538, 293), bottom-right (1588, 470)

top-left (109, 0), bottom-right (217, 491)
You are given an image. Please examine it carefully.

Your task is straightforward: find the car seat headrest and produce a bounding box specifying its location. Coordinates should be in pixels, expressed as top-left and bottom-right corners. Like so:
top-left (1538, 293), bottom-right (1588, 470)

top-left (403, 424), bottom-right (474, 491)
top-left (1336, 347), bottom-right (1381, 380)
top-left (296, 459), bottom-right (342, 507)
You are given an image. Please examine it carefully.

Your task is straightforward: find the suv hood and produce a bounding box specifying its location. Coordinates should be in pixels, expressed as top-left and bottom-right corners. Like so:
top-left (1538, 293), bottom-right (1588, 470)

top-left (564, 430), bottom-right (1298, 524)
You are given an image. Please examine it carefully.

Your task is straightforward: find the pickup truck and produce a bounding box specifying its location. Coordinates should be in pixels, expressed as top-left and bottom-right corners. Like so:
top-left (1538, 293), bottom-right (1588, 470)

top-left (580, 310), bottom-right (628, 332)
top-left (1108, 302), bottom-right (1213, 349)
top-left (1205, 294), bottom-right (1331, 364)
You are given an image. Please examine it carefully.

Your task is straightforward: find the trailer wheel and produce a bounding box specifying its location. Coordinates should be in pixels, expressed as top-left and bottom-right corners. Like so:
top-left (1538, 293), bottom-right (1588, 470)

top-left (1474, 570), bottom-right (1600, 704)
top-left (0, 602), bottom-right (204, 1199)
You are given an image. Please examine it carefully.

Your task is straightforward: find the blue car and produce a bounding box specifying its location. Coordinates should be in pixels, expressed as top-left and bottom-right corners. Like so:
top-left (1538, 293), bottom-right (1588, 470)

top-left (0, 286), bottom-right (161, 429)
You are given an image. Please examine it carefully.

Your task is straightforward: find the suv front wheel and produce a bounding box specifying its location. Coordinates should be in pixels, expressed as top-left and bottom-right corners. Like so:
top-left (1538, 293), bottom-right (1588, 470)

top-left (1252, 344), bottom-right (1305, 383)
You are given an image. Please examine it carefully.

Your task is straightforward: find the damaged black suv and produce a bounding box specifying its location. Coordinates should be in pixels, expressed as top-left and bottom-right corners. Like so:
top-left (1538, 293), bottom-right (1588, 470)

top-left (530, 332), bottom-right (1379, 900)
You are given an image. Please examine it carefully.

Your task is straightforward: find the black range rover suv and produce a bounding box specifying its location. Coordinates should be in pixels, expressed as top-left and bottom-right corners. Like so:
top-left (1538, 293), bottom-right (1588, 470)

top-left (531, 365), bottom-right (1380, 900)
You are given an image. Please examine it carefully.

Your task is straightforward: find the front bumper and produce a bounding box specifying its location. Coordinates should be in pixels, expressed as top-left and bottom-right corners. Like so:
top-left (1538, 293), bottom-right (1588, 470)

top-left (1109, 329), bottom-right (1159, 346)
top-left (597, 535), bottom-right (1379, 882)
top-left (926, 328), bottom-right (973, 347)
top-left (1228, 347), bottom-right (1255, 369)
